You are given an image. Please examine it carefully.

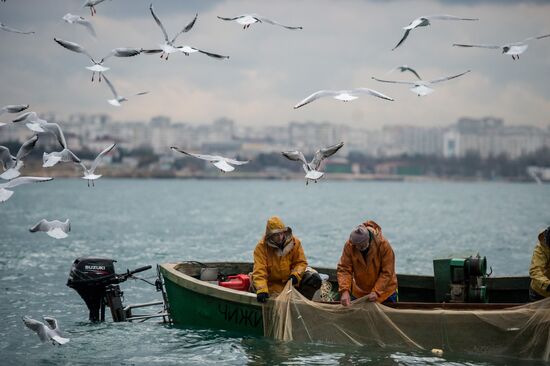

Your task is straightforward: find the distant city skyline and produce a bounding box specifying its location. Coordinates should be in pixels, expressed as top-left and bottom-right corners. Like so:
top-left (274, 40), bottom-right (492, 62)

top-left (0, 0), bottom-right (549, 130)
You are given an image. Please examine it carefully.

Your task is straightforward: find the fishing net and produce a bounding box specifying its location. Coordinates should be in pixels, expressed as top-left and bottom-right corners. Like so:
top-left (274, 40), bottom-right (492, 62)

top-left (263, 282), bottom-right (550, 361)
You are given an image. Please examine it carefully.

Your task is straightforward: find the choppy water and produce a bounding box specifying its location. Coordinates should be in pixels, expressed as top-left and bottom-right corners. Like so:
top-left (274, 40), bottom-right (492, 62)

top-left (1, 179), bottom-right (548, 365)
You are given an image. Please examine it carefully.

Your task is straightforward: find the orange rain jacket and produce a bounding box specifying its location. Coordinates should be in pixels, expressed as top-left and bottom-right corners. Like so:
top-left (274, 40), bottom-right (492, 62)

top-left (529, 230), bottom-right (550, 297)
top-left (337, 220), bottom-right (398, 303)
top-left (252, 216), bottom-right (308, 295)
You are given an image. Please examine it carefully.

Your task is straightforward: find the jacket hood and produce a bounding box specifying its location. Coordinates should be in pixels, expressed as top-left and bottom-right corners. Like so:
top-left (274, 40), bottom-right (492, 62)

top-left (540, 228), bottom-right (550, 246)
top-left (264, 216), bottom-right (294, 255)
top-left (265, 216), bottom-right (288, 236)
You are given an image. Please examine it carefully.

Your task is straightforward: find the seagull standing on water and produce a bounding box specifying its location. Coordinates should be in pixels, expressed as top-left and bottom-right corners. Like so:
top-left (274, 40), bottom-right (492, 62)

top-left (171, 147), bottom-right (249, 172)
top-left (294, 88), bottom-right (394, 109)
top-left (29, 219), bottom-right (71, 239)
top-left (54, 38), bottom-right (142, 82)
top-left (0, 135), bottom-right (39, 180)
top-left (282, 142), bottom-right (344, 185)
top-left (217, 14), bottom-right (302, 30)
top-left (146, 4), bottom-right (229, 61)
top-left (62, 13), bottom-right (96, 37)
top-left (372, 70), bottom-right (471, 96)
top-left (79, 143), bottom-right (116, 186)
top-left (453, 34), bottom-right (550, 60)
top-left (22, 316), bottom-right (70, 344)
top-left (102, 75), bottom-right (148, 107)
top-left (0, 176), bottom-right (53, 203)
top-left (392, 14), bottom-right (478, 50)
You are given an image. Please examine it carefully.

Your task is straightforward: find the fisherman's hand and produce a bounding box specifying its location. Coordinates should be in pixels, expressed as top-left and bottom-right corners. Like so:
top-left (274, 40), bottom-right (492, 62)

top-left (257, 292), bottom-right (269, 303)
top-left (366, 292), bottom-right (378, 302)
top-left (340, 291), bottom-right (351, 307)
top-left (289, 275), bottom-right (298, 286)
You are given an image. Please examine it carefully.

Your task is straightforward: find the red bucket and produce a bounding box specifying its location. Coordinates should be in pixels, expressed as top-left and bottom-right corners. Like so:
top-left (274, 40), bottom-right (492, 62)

top-left (219, 274), bottom-right (250, 292)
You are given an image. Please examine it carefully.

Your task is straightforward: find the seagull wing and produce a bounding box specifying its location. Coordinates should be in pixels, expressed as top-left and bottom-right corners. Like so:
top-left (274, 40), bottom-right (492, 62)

top-left (282, 150), bottom-right (308, 166)
top-left (22, 317), bottom-right (49, 342)
top-left (149, 3), bottom-right (169, 43)
top-left (402, 66), bottom-right (422, 79)
top-left (29, 219), bottom-right (49, 232)
top-left (16, 135), bottom-right (39, 162)
top-left (195, 48), bottom-right (230, 59)
top-left (0, 23), bottom-right (34, 35)
top-left (428, 70), bottom-right (470, 84)
top-left (102, 74), bottom-right (120, 100)
top-left (54, 38), bottom-right (95, 63)
top-left (371, 76), bottom-right (417, 85)
top-left (42, 123), bottom-right (68, 149)
top-left (213, 160), bottom-right (235, 172)
top-left (453, 43), bottom-right (500, 49)
top-left (392, 29), bottom-right (411, 50)
top-left (223, 157), bottom-right (249, 165)
top-left (43, 317), bottom-right (59, 330)
top-left (217, 15), bottom-right (243, 21)
top-left (75, 17), bottom-right (96, 37)
top-left (171, 13), bottom-right (198, 44)
top-left (0, 146), bottom-right (15, 170)
top-left (12, 111), bottom-right (36, 123)
top-left (311, 142), bottom-right (344, 170)
top-left (523, 33), bottom-right (550, 42)
top-left (294, 90), bottom-right (339, 109)
top-left (4, 176), bottom-right (53, 189)
top-left (90, 143), bottom-right (116, 174)
top-left (350, 88), bottom-right (394, 101)
top-left (2, 104), bottom-right (29, 114)
top-left (254, 16), bottom-right (302, 30)
top-left (101, 47), bottom-right (142, 63)
top-left (424, 14), bottom-right (479, 21)
top-left (170, 147), bottom-right (218, 161)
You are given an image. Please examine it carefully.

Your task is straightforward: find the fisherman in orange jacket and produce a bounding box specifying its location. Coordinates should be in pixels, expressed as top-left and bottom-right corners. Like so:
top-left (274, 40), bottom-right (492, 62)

top-left (253, 216), bottom-right (315, 303)
top-left (337, 220), bottom-right (398, 306)
top-left (529, 226), bottom-right (550, 301)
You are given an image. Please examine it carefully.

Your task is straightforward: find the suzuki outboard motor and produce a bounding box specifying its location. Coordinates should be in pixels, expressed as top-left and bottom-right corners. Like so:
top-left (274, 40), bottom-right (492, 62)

top-left (67, 257), bottom-right (117, 322)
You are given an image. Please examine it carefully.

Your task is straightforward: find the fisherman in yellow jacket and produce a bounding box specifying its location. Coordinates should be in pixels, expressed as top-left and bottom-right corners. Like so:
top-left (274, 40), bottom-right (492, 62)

top-left (252, 216), bottom-right (310, 303)
top-left (337, 220), bottom-right (398, 306)
top-left (529, 226), bottom-right (550, 301)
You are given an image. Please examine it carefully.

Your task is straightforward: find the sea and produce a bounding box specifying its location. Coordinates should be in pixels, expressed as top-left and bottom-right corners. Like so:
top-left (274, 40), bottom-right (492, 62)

top-left (1, 178), bottom-right (549, 365)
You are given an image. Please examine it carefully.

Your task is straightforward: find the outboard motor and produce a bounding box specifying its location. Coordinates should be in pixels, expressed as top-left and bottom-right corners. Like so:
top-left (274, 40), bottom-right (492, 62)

top-left (67, 257), bottom-right (151, 322)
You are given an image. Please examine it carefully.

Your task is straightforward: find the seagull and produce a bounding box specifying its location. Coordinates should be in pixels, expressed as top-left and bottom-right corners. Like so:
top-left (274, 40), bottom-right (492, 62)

top-left (54, 38), bottom-right (142, 82)
top-left (12, 111), bottom-right (49, 133)
top-left (79, 143), bottom-right (116, 186)
top-left (0, 135), bottom-right (39, 180)
top-left (282, 142), bottom-right (344, 185)
top-left (62, 13), bottom-right (96, 37)
top-left (0, 176), bottom-right (53, 203)
top-left (22, 316), bottom-right (70, 345)
top-left (146, 4), bottom-right (229, 61)
top-left (83, 0), bottom-right (108, 16)
top-left (0, 104), bottom-right (29, 127)
top-left (28, 122), bottom-right (81, 168)
top-left (453, 34), bottom-right (550, 60)
top-left (294, 88), bottom-right (394, 109)
top-left (0, 22), bottom-right (34, 35)
top-left (386, 65), bottom-right (422, 80)
top-left (29, 219), bottom-right (71, 239)
top-left (102, 74), bottom-right (148, 107)
top-left (217, 14), bottom-right (302, 30)
top-left (392, 15), bottom-right (478, 50)
top-left (171, 147), bottom-right (249, 172)
top-left (371, 70), bottom-right (471, 97)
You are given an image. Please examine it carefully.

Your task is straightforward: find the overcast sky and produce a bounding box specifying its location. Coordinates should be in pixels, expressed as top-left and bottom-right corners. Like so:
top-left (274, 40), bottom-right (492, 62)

top-left (1, 0), bottom-right (549, 129)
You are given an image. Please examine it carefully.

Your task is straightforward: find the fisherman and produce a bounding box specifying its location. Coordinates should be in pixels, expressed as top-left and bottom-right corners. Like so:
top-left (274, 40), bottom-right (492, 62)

top-left (528, 226), bottom-right (550, 301)
top-left (337, 220), bottom-right (398, 306)
top-left (252, 216), bottom-right (321, 303)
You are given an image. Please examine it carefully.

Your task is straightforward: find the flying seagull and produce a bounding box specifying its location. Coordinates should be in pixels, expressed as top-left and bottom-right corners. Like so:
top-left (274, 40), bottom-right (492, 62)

top-left (54, 38), bottom-right (142, 81)
top-left (79, 143), bottom-right (116, 186)
top-left (171, 147), bottom-right (249, 172)
top-left (29, 122), bottom-right (81, 168)
top-left (29, 219), bottom-right (71, 239)
top-left (0, 176), bottom-right (53, 203)
top-left (22, 316), bottom-right (70, 345)
top-left (371, 70), bottom-right (471, 97)
top-left (0, 22), bottom-right (34, 35)
top-left (0, 104), bottom-right (29, 127)
top-left (282, 142), bottom-right (344, 185)
top-left (102, 74), bottom-right (148, 107)
top-left (83, 0), bottom-right (108, 16)
top-left (62, 13), bottom-right (96, 37)
top-left (392, 14), bottom-right (478, 50)
top-left (0, 135), bottom-right (39, 180)
top-left (146, 4), bottom-right (229, 61)
top-left (217, 14), bottom-right (302, 30)
top-left (294, 88), bottom-right (394, 109)
top-left (453, 33), bottom-right (550, 60)
top-left (387, 65), bottom-right (422, 80)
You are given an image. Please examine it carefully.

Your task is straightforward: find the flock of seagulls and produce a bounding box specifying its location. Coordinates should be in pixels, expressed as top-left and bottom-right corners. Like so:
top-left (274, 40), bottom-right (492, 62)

top-left (1, 1), bottom-right (549, 344)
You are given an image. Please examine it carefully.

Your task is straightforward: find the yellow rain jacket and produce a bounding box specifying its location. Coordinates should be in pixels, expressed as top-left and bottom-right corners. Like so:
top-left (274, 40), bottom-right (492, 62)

top-left (337, 220), bottom-right (397, 303)
top-left (529, 230), bottom-right (550, 297)
top-left (252, 216), bottom-right (308, 295)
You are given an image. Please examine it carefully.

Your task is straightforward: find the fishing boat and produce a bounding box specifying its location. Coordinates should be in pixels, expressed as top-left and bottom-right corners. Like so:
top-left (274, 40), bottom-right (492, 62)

top-left (159, 258), bottom-right (530, 336)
